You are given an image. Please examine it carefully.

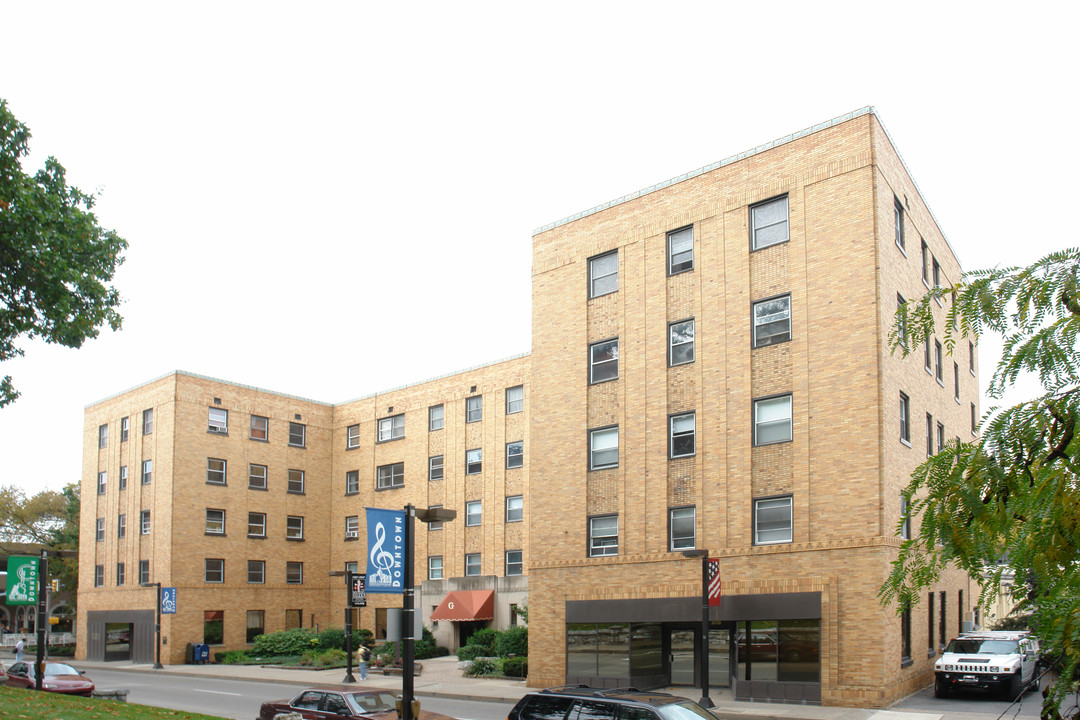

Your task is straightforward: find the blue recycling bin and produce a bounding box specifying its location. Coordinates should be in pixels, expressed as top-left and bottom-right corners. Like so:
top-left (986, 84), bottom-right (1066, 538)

top-left (195, 643), bottom-right (210, 664)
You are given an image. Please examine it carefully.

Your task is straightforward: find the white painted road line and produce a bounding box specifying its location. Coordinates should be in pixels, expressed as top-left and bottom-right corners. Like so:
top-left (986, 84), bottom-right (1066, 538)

top-left (193, 688), bottom-right (243, 696)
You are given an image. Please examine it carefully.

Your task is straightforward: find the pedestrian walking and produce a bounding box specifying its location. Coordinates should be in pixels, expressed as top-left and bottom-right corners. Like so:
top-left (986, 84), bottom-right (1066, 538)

top-left (358, 644), bottom-right (371, 680)
top-left (14, 637), bottom-right (25, 662)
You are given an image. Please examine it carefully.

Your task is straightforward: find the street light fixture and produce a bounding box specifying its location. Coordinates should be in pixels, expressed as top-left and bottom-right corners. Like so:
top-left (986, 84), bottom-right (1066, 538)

top-left (328, 570), bottom-right (357, 683)
top-left (681, 549), bottom-right (714, 708)
top-left (140, 581), bottom-right (165, 669)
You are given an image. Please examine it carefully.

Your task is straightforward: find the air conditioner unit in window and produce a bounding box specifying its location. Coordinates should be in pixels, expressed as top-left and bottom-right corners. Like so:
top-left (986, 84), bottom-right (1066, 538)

top-left (345, 530), bottom-right (359, 538)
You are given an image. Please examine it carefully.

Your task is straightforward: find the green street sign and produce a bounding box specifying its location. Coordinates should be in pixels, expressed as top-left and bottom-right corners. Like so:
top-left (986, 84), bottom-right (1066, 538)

top-left (5, 556), bottom-right (38, 606)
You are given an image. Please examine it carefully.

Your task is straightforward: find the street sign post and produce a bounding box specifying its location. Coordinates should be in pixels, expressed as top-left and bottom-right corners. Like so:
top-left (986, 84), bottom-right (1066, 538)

top-left (348, 573), bottom-right (366, 608)
top-left (5, 557), bottom-right (38, 606)
top-left (161, 587), bottom-right (177, 614)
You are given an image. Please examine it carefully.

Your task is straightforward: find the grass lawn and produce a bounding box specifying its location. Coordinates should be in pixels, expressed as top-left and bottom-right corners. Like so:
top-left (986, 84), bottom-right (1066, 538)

top-left (0, 685), bottom-right (229, 720)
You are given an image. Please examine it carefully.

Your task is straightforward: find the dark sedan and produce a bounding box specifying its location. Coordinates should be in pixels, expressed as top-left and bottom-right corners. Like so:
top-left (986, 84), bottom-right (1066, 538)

top-left (259, 687), bottom-right (457, 720)
top-left (4, 660), bottom-right (95, 696)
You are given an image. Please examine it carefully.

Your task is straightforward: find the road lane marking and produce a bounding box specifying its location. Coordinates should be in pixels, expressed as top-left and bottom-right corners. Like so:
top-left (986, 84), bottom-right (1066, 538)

top-left (193, 688), bottom-right (243, 696)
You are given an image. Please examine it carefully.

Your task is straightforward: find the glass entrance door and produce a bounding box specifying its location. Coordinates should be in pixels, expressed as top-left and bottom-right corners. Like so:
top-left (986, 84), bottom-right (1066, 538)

top-left (668, 629), bottom-right (696, 685)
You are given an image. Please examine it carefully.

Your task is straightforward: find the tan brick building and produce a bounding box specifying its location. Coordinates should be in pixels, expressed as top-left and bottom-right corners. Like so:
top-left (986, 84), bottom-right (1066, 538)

top-left (77, 108), bottom-right (976, 706)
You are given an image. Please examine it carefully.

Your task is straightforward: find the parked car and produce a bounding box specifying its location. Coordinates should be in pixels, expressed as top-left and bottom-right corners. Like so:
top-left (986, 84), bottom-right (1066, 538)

top-left (934, 630), bottom-right (1040, 699)
top-left (3, 661), bottom-right (95, 696)
top-left (258, 687), bottom-right (458, 720)
top-left (508, 686), bottom-right (718, 720)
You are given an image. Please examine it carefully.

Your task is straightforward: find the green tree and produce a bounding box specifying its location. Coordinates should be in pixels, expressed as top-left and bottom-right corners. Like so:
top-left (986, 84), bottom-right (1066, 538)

top-left (0, 98), bottom-right (127, 407)
top-left (880, 248), bottom-right (1080, 713)
top-left (0, 484), bottom-right (68, 544)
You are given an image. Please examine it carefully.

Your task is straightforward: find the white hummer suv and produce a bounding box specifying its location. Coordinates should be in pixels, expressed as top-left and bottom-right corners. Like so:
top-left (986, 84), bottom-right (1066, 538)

top-left (934, 630), bottom-right (1040, 698)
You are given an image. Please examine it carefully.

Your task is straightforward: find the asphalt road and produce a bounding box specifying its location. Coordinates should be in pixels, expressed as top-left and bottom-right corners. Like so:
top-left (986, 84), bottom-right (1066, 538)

top-left (82, 667), bottom-right (517, 720)
top-left (893, 681), bottom-right (1044, 718)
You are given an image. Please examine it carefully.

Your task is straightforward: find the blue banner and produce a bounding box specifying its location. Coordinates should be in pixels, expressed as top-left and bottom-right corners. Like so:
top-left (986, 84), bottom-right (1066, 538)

top-left (161, 587), bottom-right (177, 614)
top-left (366, 508), bottom-right (405, 593)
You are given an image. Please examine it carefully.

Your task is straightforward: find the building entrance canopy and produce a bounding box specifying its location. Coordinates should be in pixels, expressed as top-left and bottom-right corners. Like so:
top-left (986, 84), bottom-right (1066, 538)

top-left (429, 590), bottom-right (494, 621)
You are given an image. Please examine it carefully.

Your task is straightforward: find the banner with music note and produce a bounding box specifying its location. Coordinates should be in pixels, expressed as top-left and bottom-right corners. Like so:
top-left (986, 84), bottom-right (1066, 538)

top-left (365, 507), bottom-right (405, 594)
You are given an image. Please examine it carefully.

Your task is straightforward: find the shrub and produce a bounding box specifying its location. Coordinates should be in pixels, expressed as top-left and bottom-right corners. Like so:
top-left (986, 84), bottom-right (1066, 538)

top-left (315, 648), bottom-right (347, 667)
top-left (416, 627), bottom-right (450, 659)
top-left (465, 657), bottom-right (500, 677)
top-left (456, 644), bottom-right (488, 661)
top-left (252, 627), bottom-right (319, 656)
top-left (219, 650), bottom-right (252, 665)
top-left (501, 656), bottom-right (528, 678)
top-left (354, 628), bottom-right (375, 648)
top-left (317, 628), bottom-right (346, 650)
top-left (495, 626), bottom-right (528, 657)
top-left (466, 627), bottom-right (498, 653)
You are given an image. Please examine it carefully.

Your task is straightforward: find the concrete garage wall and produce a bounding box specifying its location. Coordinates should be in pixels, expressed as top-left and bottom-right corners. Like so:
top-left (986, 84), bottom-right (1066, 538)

top-left (85, 610), bottom-right (155, 663)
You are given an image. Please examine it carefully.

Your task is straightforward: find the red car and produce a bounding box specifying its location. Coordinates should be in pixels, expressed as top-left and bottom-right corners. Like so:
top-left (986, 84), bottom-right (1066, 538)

top-left (4, 660), bottom-right (95, 696)
top-left (258, 687), bottom-right (457, 720)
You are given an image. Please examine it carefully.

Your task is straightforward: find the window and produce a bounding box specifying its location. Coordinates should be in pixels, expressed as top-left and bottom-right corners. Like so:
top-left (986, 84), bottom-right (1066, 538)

top-left (119, 465), bottom-right (127, 490)
top-left (117, 514), bottom-right (126, 539)
top-left (247, 610), bottom-right (264, 643)
top-left (286, 561), bottom-right (304, 585)
top-left (466, 449), bottom-right (482, 475)
top-left (927, 593), bottom-right (935, 655)
top-left (506, 495), bottom-right (523, 523)
top-left (97, 471), bottom-right (107, 495)
top-left (506, 385), bottom-right (524, 414)
top-left (924, 337), bottom-right (932, 373)
top-left (934, 340), bottom-right (943, 384)
top-left (206, 508), bottom-right (226, 535)
top-left (205, 558), bottom-right (224, 583)
top-left (896, 294), bottom-right (907, 348)
top-left (751, 195), bottom-right (789, 250)
top-left (926, 413), bottom-right (934, 457)
top-left (208, 407), bottom-right (228, 434)
top-left (98, 423), bottom-right (108, 448)
top-left (588, 251), bottom-right (618, 298)
top-left (754, 496), bottom-right (793, 545)
top-left (506, 550), bottom-right (523, 576)
top-left (288, 422), bottom-right (306, 447)
top-left (589, 339), bottom-right (619, 383)
top-left (248, 512), bottom-right (266, 538)
top-left (669, 412), bottom-right (695, 458)
top-left (141, 459), bottom-right (152, 485)
top-left (900, 392), bottom-right (910, 443)
top-left (921, 240), bottom-right (930, 285)
top-left (141, 509), bottom-right (151, 534)
top-left (96, 517), bottom-right (104, 542)
top-left (345, 470), bottom-right (359, 494)
top-left (120, 416), bottom-right (129, 442)
top-left (428, 455), bottom-right (444, 481)
top-left (894, 196), bottom-right (905, 252)
top-left (346, 424), bottom-right (360, 448)
top-left (207, 458), bottom-right (226, 485)
top-left (248, 464), bottom-right (267, 490)
top-left (345, 515), bottom-right (359, 539)
top-left (753, 295), bottom-right (792, 347)
top-left (667, 226), bottom-right (693, 274)
top-left (971, 402), bottom-right (978, 434)
top-left (428, 556), bottom-right (443, 580)
top-left (506, 440), bottom-right (524, 469)
top-left (589, 426), bottom-right (618, 470)
top-left (753, 394), bottom-right (792, 446)
top-left (142, 408), bottom-right (154, 434)
top-left (286, 516), bottom-right (304, 540)
top-left (429, 404), bottom-right (444, 431)
top-left (900, 495), bottom-right (910, 540)
top-left (954, 362), bottom-right (960, 402)
top-left (250, 415), bottom-right (268, 441)
top-left (116, 562), bottom-right (125, 586)
top-left (94, 565), bottom-right (104, 587)
top-left (288, 469), bottom-right (305, 494)
top-left (669, 506), bottom-right (696, 551)
top-left (248, 560), bottom-right (265, 584)
top-left (969, 340), bottom-right (976, 375)
top-left (937, 422), bottom-right (946, 454)
top-left (139, 560), bottom-right (149, 586)
top-left (465, 500), bottom-right (481, 527)
top-left (466, 396), bottom-right (482, 423)
top-left (204, 610), bottom-right (224, 644)
top-left (933, 257), bottom-right (941, 289)
top-left (377, 414), bottom-right (405, 442)
top-left (589, 515), bottom-right (619, 557)
top-left (939, 591), bottom-right (947, 648)
top-left (669, 319), bottom-right (695, 365)
top-left (427, 504), bottom-right (444, 531)
top-left (376, 462), bottom-right (404, 490)
top-left (465, 553), bottom-right (482, 576)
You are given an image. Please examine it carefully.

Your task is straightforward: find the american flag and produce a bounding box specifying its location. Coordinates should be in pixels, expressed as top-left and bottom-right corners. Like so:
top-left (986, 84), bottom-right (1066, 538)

top-left (707, 558), bottom-right (722, 606)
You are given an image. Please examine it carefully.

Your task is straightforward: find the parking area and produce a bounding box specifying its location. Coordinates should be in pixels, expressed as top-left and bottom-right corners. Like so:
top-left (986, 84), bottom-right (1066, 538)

top-left (893, 682), bottom-right (1043, 717)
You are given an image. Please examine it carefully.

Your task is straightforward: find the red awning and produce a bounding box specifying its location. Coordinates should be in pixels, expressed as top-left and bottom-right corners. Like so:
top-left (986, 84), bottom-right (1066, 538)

top-left (429, 590), bottom-right (495, 621)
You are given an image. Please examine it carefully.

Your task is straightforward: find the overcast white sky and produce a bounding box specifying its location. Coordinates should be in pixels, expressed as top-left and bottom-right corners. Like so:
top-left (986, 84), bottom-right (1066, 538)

top-left (1, 2), bottom-right (1074, 497)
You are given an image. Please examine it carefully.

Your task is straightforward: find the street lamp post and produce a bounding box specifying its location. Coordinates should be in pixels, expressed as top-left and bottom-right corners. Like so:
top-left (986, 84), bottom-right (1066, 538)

top-left (681, 549), bottom-right (714, 709)
top-left (33, 548), bottom-right (77, 691)
top-left (140, 581), bottom-right (164, 669)
top-left (328, 571), bottom-right (356, 683)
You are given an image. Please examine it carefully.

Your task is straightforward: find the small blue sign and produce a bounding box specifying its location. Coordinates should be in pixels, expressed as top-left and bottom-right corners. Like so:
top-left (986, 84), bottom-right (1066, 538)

top-left (161, 587), bottom-right (177, 614)
top-left (366, 508), bottom-right (405, 594)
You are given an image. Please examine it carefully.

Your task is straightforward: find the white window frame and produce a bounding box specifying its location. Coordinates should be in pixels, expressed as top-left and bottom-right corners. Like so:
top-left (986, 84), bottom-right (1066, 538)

top-left (900, 392), bottom-right (911, 443)
top-left (428, 556), bottom-right (444, 580)
top-left (506, 385), bottom-right (524, 414)
top-left (96, 517), bottom-right (104, 542)
top-left (142, 408), bottom-right (154, 434)
top-left (669, 412), bottom-right (696, 458)
top-left (288, 469), bottom-right (305, 494)
top-left (120, 416), bottom-right (129, 442)
top-left (119, 465), bottom-right (128, 490)
top-left (248, 464), bottom-right (267, 490)
top-left (753, 395), bottom-right (792, 446)
top-left (429, 404), bottom-right (444, 431)
top-left (753, 295), bottom-right (792, 348)
top-left (589, 515), bottom-right (619, 557)
top-left (465, 500), bottom-right (482, 527)
top-left (754, 495), bottom-right (793, 545)
top-left (588, 250), bottom-right (618, 298)
top-left (208, 407), bottom-right (228, 434)
top-left (97, 471), bottom-right (107, 495)
top-left (117, 514), bottom-right (126, 539)
top-left (205, 558), bottom-right (224, 583)
top-left (141, 510), bottom-right (151, 535)
top-left (505, 495), bottom-right (523, 523)
top-left (589, 426), bottom-right (619, 470)
top-left (248, 512), bottom-right (266, 538)
top-left (141, 459), bottom-right (152, 485)
top-left (506, 440), bottom-right (524, 469)
top-left (669, 506), bottom-right (695, 551)
top-left (345, 515), bottom-right (359, 539)
top-left (205, 508), bottom-right (226, 535)
top-left (288, 422), bottom-right (306, 448)
top-left (286, 515), bottom-right (304, 540)
top-left (505, 550), bottom-right (524, 576)
top-left (667, 226), bottom-right (694, 275)
top-left (427, 504), bottom-right (444, 531)
top-left (286, 561), bottom-right (303, 585)
top-left (376, 462), bottom-right (404, 490)
top-left (346, 424), bottom-right (360, 448)
top-left (934, 340), bottom-right (944, 384)
top-left (751, 195), bottom-right (789, 250)
top-left (466, 396), bottom-right (483, 423)
top-left (668, 319), bottom-right (695, 366)
top-left (345, 470), bottom-right (359, 495)
top-left (465, 448), bottom-right (482, 475)
top-left (377, 414), bottom-right (405, 442)
top-left (206, 457), bottom-right (227, 485)
top-left (428, 455), bottom-right (444, 481)
top-left (116, 562), bottom-right (125, 586)
top-left (900, 495), bottom-right (911, 540)
top-left (465, 553), bottom-right (481, 576)
top-left (589, 338), bottom-right (619, 383)
top-left (98, 424), bottom-right (108, 448)
top-left (94, 564), bottom-right (104, 587)
top-left (139, 560), bottom-right (150, 585)
top-left (894, 196), bottom-right (905, 252)
top-left (250, 415), bottom-right (269, 441)
top-left (248, 560), bottom-right (265, 584)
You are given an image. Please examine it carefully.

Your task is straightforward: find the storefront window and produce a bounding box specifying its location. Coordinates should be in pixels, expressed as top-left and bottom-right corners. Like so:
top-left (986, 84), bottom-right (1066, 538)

top-left (596, 624), bottom-right (630, 676)
top-left (630, 624), bottom-right (662, 674)
top-left (567, 623), bottom-right (598, 676)
top-left (778, 619), bottom-right (820, 682)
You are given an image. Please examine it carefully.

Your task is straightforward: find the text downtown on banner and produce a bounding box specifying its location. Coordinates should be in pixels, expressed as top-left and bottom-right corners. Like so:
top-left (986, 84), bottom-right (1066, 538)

top-left (366, 508), bottom-right (405, 594)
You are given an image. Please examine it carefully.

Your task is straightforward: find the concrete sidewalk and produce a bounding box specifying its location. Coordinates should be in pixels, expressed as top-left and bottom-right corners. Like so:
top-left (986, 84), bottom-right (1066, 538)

top-left (67, 655), bottom-right (977, 720)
